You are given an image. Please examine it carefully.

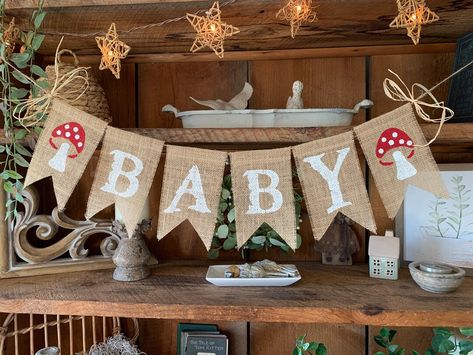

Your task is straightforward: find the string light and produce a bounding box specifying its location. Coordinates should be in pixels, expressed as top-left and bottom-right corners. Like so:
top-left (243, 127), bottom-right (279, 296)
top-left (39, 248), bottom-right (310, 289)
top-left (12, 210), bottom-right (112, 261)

top-left (276, 0), bottom-right (318, 38)
top-left (1, 18), bottom-right (20, 58)
top-left (186, 1), bottom-right (240, 59)
top-left (390, 0), bottom-right (439, 45)
top-left (95, 23), bottom-right (131, 79)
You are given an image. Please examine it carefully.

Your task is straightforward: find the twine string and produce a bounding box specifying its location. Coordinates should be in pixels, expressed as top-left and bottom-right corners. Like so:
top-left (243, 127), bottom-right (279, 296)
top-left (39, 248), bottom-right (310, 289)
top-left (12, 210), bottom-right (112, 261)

top-left (9, 38), bottom-right (90, 129)
top-left (35, 0), bottom-right (238, 38)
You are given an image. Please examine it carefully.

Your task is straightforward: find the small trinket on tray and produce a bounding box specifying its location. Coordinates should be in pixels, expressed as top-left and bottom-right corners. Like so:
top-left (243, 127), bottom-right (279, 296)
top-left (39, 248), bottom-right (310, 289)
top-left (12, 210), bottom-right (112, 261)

top-left (224, 259), bottom-right (298, 278)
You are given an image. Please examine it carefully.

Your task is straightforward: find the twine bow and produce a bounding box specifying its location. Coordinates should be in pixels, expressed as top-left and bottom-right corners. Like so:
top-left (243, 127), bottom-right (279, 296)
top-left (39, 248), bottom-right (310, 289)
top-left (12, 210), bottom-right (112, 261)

top-left (383, 69), bottom-right (454, 147)
top-left (10, 38), bottom-right (90, 129)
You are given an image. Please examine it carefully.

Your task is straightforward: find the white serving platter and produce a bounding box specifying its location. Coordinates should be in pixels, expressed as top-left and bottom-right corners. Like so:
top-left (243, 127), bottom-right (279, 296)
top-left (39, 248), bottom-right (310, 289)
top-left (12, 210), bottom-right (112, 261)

top-left (205, 265), bottom-right (301, 287)
top-left (163, 99), bottom-right (373, 128)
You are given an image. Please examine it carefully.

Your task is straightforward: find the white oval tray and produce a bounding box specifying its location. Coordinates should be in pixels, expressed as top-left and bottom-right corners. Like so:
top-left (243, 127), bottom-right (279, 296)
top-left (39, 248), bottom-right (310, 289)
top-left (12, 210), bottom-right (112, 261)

top-left (205, 265), bottom-right (301, 287)
top-left (163, 99), bottom-right (373, 128)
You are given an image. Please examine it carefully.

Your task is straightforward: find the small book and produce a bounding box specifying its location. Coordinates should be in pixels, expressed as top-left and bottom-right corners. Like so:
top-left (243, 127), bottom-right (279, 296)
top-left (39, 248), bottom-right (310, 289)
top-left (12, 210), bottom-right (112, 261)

top-left (185, 334), bottom-right (228, 355)
top-left (177, 323), bottom-right (218, 355)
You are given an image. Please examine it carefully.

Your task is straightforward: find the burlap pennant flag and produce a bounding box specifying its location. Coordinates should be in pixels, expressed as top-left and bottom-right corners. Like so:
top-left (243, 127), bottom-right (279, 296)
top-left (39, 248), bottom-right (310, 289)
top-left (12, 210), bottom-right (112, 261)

top-left (25, 99), bottom-right (108, 210)
top-left (230, 147), bottom-right (297, 249)
top-left (85, 127), bottom-right (164, 235)
top-left (354, 103), bottom-right (448, 218)
top-left (292, 131), bottom-right (376, 240)
top-left (157, 146), bottom-right (227, 250)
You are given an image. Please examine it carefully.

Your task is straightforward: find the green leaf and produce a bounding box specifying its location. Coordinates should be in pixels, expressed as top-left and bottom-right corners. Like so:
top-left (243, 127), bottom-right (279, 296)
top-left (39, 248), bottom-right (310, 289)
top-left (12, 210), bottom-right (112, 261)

top-left (375, 335), bottom-right (388, 348)
top-left (3, 181), bottom-right (14, 193)
top-left (459, 327), bottom-right (473, 336)
top-left (459, 340), bottom-right (473, 354)
top-left (222, 236), bottom-right (237, 250)
top-left (32, 34), bottom-right (45, 51)
top-left (14, 129), bottom-right (28, 140)
top-left (433, 328), bottom-right (452, 338)
top-left (374, 352), bottom-right (385, 355)
top-left (12, 70), bottom-right (31, 84)
top-left (315, 344), bottom-right (327, 355)
top-left (296, 233), bottom-right (302, 249)
top-left (34, 11), bottom-right (47, 29)
top-left (14, 154), bottom-right (29, 167)
top-left (15, 192), bottom-right (24, 203)
top-left (0, 145), bottom-right (5, 153)
top-left (31, 64), bottom-right (47, 77)
top-left (269, 237), bottom-right (287, 248)
top-left (221, 188), bottom-right (230, 200)
top-left (10, 87), bottom-right (28, 99)
top-left (5, 170), bottom-right (22, 180)
top-left (431, 334), bottom-right (454, 353)
top-left (387, 344), bottom-right (398, 353)
top-left (216, 224), bottom-right (229, 239)
top-left (292, 348), bottom-right (302, 355)
top-left (380, 327), bottom-right (389, 338)
top-left (251, 235), bottom-right (266, 245)
top-left (412, 351), bottom-right (420, 355)
top-left (388, 329), bottom-right (397, 342)
top-left (207, 248), bottom-right (219, 259)
top-left (307, 342), bottom-right (319, 351)
top-left (14, 144), bottom-right (32, 157)
top-left (227, 208), bottom-right (235, 223)
top-left (10, 52), bottom-right (31, 68)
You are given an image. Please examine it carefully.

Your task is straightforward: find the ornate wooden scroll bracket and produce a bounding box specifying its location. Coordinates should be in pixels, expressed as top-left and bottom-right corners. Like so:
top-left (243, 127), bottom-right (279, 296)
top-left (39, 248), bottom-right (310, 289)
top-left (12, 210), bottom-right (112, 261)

top-left (0, 185), bottom-right (123, 278)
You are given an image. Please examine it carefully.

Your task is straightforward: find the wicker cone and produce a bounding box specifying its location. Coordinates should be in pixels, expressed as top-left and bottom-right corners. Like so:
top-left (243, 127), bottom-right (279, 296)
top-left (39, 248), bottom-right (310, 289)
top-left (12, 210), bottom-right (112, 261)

top-left (45, 49), bottom-right (112, 123)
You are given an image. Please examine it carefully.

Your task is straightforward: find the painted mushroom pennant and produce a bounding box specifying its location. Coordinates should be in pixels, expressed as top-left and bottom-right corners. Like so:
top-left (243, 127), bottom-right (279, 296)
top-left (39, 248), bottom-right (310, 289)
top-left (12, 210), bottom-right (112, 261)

top-left (48, 122), bottom-right (86, 173)
top-left (376, 128), bottom-right (417, 181)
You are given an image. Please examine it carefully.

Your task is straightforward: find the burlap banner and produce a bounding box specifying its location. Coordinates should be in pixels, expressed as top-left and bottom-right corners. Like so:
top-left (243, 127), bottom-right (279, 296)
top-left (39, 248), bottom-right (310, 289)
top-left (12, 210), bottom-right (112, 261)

top-left (25, 99), bottom-right (108, 210)
top-left (85, 127), bottom-right (164, 235)
top-left (292, 131), bottom-right (376, 240)
top-left (354, 103), bottom-right (448, 218)
top-left (156, 146), bottom-right (227, 250)
top-left (230, 147), bottom-right (297, 249)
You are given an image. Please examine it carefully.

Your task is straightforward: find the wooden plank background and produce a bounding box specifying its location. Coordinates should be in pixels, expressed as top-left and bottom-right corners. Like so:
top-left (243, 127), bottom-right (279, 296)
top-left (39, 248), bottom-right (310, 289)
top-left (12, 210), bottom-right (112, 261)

top-left (26, 46), bottom-right (469, 354)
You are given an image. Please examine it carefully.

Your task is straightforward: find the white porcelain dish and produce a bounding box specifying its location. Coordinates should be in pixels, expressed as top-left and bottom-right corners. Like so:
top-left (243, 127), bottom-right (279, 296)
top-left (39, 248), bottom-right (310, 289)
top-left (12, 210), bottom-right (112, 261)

top-left (205, 265), bottom-right (301, 287)
top-left (163, 99), bottom-right (373, 128)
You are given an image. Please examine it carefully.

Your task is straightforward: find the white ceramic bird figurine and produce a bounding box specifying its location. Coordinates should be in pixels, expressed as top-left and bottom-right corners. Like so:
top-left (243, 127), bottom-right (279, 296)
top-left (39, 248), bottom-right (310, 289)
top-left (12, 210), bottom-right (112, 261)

top-left (286, 81), bottom-right (304, 109)
top-left (190, 82), bottom-right (253, 110)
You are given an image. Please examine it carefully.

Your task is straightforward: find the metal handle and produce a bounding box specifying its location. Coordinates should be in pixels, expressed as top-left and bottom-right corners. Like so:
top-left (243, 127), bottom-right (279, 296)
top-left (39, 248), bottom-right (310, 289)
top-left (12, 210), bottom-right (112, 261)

top-left (352, 99), bottom-right (374, 113)
top-left (162, 104), bottom-right (179, 116)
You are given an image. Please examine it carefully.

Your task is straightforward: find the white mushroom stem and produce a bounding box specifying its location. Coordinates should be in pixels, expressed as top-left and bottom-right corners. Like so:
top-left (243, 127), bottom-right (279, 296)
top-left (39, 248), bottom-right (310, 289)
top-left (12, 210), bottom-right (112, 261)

top-left (392, 150), bottom-right (417, 181)
top-left (48, 142), bottom-right (70, 173)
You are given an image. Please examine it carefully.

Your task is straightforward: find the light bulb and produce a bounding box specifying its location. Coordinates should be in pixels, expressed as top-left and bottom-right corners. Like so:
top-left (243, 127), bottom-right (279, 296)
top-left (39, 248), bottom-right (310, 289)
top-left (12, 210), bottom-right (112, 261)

top-left (296, 5), bottom-right (302, 13)
top-left (108, 50), bottom-right (114, 57)
top-left (210, 23), bottom-right (217, 32)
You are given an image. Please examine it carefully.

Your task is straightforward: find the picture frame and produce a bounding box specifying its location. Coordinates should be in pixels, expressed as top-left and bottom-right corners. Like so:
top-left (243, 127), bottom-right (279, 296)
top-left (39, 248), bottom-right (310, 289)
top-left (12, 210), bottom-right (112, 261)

top-left (396, 164), bottom-right (473, 270)
top-left (447, 31), bottom-right (473, 123)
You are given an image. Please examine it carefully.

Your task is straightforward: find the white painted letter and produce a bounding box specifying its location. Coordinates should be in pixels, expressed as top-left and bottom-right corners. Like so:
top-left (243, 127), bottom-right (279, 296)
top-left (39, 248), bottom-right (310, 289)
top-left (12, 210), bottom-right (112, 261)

top-left (303, 147), bottom-right (352, 214)
top-left (101, 150), bottom-right (143, 198)
top-left (164, 165), bottom-right (211, 214)
top-left (244, 170), bottom-right (283, 214)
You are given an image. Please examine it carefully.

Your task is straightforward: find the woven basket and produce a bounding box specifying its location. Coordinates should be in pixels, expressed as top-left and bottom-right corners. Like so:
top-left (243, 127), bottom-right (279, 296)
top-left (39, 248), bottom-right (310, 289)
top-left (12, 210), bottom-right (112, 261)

top-left (45, 49), bottom-right (112, 123)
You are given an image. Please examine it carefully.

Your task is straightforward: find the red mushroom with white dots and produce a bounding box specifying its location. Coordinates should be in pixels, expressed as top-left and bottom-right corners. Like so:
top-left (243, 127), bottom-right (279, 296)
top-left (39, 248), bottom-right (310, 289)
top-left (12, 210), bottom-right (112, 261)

top-left (375, 128), bottom-right (417, 181)
top-left (48, 122), bottom-right (86, 173)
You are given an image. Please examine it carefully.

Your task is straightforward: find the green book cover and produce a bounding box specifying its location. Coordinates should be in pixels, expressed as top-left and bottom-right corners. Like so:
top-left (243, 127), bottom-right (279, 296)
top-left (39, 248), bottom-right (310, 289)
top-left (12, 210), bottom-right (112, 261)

top-left (177, 323), bottom-right (218, 355)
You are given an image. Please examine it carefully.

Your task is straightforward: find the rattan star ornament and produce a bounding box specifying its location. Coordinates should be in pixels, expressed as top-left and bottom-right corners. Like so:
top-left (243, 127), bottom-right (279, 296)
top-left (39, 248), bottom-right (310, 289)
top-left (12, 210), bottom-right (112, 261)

top-left (276, 0), bottom-right (318, 38)
top-left (390, 0), bottom-right (439, 45)
top-left (95, 23), bottom-right (131, 79)
top-left (1, 18), bottom-right (20, 57)
top-left (186, 1), bottom-right (240, 59)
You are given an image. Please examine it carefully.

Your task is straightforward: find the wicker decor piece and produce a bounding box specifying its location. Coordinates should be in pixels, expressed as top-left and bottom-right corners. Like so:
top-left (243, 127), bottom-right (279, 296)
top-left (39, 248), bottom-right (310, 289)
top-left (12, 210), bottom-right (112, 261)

top-left (0, 313), bottom-right (139, 355)
top-left (45, 49), bottom-right (112, 124)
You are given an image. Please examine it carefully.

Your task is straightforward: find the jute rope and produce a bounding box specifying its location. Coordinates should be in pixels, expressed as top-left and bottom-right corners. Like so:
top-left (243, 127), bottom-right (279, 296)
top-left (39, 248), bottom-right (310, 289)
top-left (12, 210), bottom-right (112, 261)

top-left (383, 57), bottom-right (473, 146)
top-left (8, 38), bottom-right (91, 129)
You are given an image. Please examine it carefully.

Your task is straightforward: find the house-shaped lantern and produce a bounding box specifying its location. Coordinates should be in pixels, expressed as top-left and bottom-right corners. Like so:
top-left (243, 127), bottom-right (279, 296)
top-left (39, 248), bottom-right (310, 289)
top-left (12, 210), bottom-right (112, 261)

top-left (368, 231), bottom-right (400, 280)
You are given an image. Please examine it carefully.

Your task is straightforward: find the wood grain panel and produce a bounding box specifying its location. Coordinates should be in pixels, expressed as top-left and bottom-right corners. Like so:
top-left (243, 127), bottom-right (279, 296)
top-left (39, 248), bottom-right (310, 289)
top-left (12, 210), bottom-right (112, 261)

top-left (251, 323), bottom-right (364, 355)
top-left (369, 52), bottom-right (456, 235)
top-left (138, 61), bottom-right (247, 128)
top-left (7, 1), bottom-right (473, 55)
top-left (92, 63), bottom-right (136, 128)
top-left (249, 57), bottom-right (367, 124)
top-left (138, 319), bottom-right (247, 355)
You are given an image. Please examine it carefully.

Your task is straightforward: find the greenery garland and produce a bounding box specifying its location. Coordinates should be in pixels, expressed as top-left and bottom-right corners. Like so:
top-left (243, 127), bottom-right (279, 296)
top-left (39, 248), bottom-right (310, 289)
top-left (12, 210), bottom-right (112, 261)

top-left (0, 0), bottom-right (48, 219)
top-left (209, 173), bottom-right (303, 259)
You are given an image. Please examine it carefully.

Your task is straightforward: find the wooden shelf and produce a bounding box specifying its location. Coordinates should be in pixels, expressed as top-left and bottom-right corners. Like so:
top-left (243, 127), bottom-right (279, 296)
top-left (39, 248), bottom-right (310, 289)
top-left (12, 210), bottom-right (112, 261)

top-left (3, 124), bottom-right (473, 149)
top-left (0, 262), bottom-right (471, 327)
top-left (5, 1), bottom-right (473, 56)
